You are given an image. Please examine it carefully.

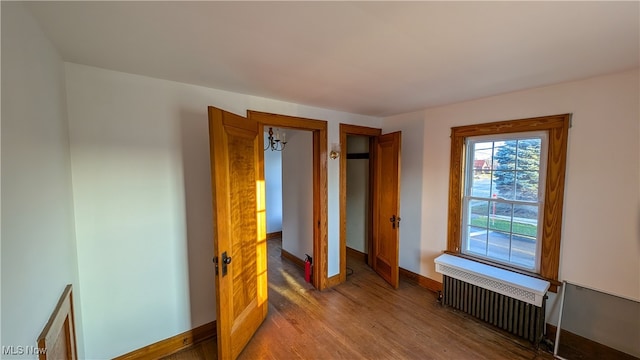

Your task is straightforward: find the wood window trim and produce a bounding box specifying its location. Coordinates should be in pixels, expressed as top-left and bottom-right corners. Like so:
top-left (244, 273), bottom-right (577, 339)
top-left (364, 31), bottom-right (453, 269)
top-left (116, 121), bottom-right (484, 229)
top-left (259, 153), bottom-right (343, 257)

top-left (446, 114), bottom-right (570, 291)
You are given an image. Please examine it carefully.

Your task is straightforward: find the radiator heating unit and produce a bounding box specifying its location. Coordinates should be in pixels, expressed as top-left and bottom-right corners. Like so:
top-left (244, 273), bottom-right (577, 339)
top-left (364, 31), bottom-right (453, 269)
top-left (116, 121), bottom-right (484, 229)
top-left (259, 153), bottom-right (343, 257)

top-left (435, 254), bottom-right (550, 345)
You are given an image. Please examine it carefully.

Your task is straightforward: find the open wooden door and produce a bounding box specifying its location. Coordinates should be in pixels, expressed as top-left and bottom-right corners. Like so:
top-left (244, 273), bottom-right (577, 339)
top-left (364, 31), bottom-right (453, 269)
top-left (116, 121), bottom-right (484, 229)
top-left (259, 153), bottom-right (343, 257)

top-left (371, 132), bottom-right (402, 288)
top-left (209, 106), bottom-right (268, 360)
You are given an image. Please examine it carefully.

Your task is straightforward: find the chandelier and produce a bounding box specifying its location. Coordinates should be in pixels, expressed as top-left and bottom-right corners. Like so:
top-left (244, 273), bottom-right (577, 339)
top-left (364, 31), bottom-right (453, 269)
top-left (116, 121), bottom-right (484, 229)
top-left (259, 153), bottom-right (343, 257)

top-left (264, 127), bottom-right (287, 151)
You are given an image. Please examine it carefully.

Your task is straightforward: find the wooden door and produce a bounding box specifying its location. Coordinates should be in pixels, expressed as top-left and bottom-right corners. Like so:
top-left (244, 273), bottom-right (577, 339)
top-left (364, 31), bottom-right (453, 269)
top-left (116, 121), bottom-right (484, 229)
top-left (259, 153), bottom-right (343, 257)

top-left (371, 132), bottom-right (402, 288)
top-left (37, 285), bottom-right (77, 360)
top-left (209, 107), bottom-right (268, 360)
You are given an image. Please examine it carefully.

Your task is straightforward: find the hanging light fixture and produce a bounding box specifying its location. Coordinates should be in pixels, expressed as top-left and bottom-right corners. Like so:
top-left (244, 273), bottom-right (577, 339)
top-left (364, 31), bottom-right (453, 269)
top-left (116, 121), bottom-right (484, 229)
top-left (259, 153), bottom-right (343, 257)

top-left (264, 127), bottom-right (287, 151)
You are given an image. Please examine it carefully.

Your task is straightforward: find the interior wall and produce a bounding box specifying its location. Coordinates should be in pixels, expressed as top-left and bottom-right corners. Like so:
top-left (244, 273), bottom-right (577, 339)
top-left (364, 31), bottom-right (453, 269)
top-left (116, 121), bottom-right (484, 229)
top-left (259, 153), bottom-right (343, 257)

top-left (378, 112), bottom-right (426, 275)
top-left (559, 282), bottom-right (640, 357)
top-left (264, 133), bottom-right (283, 234)
top-left (281, 130), bottom-right (314, 260)
top-left (382, 69), bottom-right (640, 323)
top-left (345, 136), bottom-right (370, 253)
top-left (1, 3), bottom-right (83, 357)
top-left (64, 63), bottom-right (379, 358)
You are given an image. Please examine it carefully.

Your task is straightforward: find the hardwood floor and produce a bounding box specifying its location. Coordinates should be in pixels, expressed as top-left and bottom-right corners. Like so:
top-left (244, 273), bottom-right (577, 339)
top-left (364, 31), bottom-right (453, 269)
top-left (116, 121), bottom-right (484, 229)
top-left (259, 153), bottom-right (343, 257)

top-left (165, 238), bottom-right (554, 359)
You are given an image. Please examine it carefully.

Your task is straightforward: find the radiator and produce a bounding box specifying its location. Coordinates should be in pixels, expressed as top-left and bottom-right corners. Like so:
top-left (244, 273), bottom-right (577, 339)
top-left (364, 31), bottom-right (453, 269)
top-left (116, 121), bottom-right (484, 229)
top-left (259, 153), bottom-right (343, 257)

top-left (443, 275), bottom-right (546, 344)
top-left (435, 254), bottom-right (549, 345)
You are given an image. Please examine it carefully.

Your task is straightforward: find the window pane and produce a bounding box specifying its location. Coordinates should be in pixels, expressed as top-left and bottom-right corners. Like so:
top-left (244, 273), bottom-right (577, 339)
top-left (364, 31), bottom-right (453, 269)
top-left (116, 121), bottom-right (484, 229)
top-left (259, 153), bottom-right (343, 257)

top-left (516, 139), bottom-right (541, 171)
top-left (510, 234), bottom-right (536, 269)
top-left (466, 226), bottom-right (488, 256)
top-left (515, 170), bottom-right (539, 201)
top-left (515, 138), bottom-right (541, 201)
top-left (487, 230), bottom-right (510, 262)
top-left (470, 175), bottom-right (492, 198)
top-left (493, 140), bottom-right (516, 171)
top-left (470, 142), bottom-right (493, 197)
top-left (493, 140), bottom-right (518, 200)
top-left (469, 199), bottom-right (489, 220)
top-left (489, 202), bottom-right (512, 232)
top-left (512, 204), bottom-right (538, 237)
top-left (492, 171), bottom-right (514, 200)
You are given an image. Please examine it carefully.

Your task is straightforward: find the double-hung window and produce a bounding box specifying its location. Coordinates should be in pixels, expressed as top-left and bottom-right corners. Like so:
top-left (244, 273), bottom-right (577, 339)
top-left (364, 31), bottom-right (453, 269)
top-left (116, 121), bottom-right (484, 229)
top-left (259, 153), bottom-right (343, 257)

top-left (462, 132), bottom-right (548, 272)
top-left (447, 114), bottom-right (570, 287)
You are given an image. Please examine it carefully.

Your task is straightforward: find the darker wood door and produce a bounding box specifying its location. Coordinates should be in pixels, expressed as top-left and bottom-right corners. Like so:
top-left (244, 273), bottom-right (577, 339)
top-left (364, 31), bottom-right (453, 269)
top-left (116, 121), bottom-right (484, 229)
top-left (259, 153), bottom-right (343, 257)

top-left (208, 106), bottom-right (268, 360)
top-left (371, 132), bottom-right (402, 288)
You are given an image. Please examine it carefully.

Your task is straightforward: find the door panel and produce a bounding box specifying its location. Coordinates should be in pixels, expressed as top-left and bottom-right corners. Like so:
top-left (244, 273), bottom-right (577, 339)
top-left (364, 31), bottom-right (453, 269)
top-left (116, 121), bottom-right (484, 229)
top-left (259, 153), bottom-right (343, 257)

top-left (209, 107), bottom-right (268, 360)
top-left (372, 132), bottom-right (401, 288)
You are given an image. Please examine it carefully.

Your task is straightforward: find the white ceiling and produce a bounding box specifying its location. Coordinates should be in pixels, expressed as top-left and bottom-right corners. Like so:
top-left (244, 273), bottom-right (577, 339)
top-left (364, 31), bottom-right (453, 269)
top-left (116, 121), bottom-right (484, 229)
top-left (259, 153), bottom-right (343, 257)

top-left (27, 1), bottom-right (639, 117)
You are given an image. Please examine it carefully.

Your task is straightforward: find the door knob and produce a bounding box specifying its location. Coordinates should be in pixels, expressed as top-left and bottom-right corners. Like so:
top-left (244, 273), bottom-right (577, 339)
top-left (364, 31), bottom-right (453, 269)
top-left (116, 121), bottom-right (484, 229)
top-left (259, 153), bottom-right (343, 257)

top-left (221, 251), bottom-right (231, 276)
top-left (390, 215), bottom-right (401, 229)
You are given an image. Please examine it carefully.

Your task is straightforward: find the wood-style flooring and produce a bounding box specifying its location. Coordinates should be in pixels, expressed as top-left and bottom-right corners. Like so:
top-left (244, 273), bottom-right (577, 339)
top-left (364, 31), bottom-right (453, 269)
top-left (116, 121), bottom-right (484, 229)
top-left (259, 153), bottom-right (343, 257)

top-left (164, 238), bottom-right (554, 359)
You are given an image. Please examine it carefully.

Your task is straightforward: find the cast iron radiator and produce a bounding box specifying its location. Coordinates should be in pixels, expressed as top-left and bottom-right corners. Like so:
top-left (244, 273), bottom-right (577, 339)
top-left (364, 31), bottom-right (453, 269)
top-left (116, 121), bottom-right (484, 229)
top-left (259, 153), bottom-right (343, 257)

top-left (442, 274), bottom-right (546, 344)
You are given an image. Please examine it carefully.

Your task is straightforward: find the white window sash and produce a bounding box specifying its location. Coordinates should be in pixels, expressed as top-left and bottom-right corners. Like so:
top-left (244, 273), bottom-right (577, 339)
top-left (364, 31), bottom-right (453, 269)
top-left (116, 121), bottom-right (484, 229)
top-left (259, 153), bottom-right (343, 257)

top-left (461, 131), bottom-right (549, 273)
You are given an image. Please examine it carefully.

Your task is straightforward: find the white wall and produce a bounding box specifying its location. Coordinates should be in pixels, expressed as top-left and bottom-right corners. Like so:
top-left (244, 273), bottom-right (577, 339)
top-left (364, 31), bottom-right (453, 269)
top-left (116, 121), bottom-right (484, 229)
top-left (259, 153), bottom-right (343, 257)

top-left (379, 113), bottom-right (427, 274)
top-left (281, 130), bottom-right (314, 260)
top-left (383, 69), bottom-right (640, 305)
top-left (264, 133), bottom-right (283, 234)
top-left (1, 3), bottom-right (83, 358)
top-left (346, 136), bottom-right (370, 253)
top-left (64, 63), bottom-right (379, 358)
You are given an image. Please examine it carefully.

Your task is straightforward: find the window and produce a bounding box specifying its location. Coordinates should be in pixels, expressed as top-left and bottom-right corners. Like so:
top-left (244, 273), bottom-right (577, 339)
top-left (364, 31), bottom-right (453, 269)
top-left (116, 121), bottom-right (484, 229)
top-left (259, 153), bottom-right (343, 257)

top-left (462, 132), bottom-right (547, 272)
top-left (447, 114), bottom-right (570, 286)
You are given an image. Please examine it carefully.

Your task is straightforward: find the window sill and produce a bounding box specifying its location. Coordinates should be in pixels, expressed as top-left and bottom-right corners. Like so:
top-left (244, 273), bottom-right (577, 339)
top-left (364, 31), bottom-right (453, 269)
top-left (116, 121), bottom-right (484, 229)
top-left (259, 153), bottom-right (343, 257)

top-left (435, 253), bottom-right (550, 307)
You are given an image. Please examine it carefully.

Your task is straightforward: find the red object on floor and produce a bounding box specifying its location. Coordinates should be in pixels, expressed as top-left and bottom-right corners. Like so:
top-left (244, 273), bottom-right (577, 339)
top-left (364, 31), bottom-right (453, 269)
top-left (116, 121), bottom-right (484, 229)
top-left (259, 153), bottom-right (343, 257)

top-left (304, 254), bottom-right (313, 283)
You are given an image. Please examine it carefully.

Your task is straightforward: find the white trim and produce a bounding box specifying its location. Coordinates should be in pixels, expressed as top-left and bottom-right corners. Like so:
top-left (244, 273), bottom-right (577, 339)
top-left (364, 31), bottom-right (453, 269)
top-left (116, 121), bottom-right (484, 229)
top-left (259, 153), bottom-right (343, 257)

top-left (435, 253), bottom-right (549, 307)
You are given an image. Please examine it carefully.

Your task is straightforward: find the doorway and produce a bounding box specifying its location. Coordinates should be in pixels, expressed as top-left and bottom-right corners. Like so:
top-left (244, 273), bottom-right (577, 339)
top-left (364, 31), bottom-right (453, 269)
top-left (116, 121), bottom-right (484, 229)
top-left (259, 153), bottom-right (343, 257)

top-left (339, 124), bottom-right (381, 283)
top-left (339, 123), bottom-right (402, 288)
top-left (265, 129), bottom-right (314, 276)
top-left (345, 135), bottom-right (372, 264)
top-left (264, 130), bottom-right (283, 239)
top-left (248, 111), bottom-right (329, 290)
